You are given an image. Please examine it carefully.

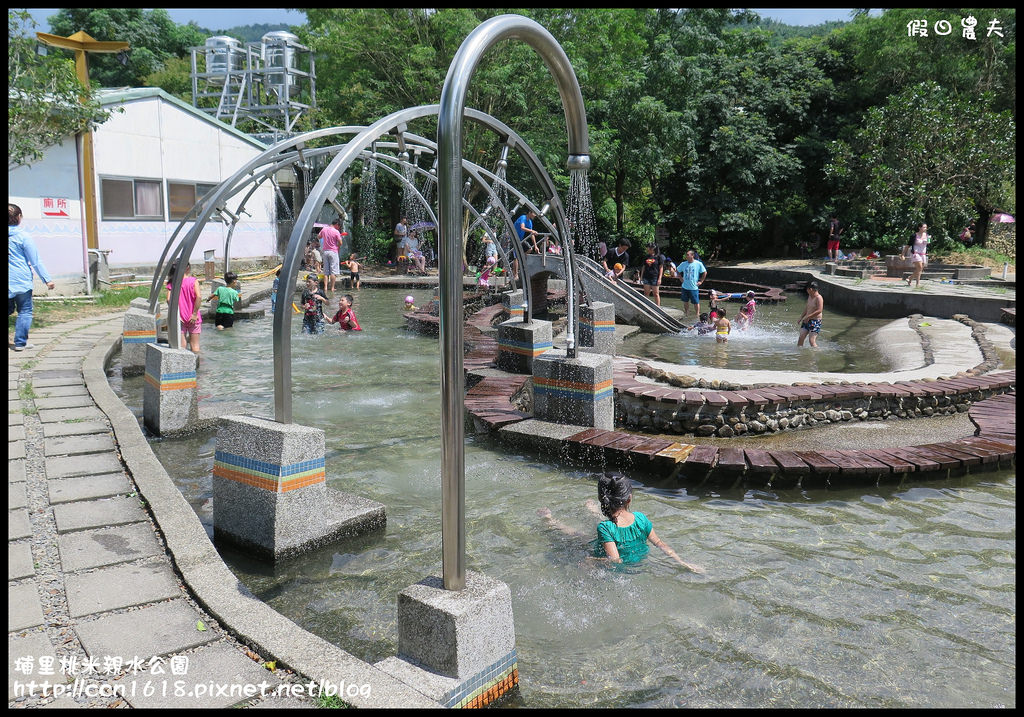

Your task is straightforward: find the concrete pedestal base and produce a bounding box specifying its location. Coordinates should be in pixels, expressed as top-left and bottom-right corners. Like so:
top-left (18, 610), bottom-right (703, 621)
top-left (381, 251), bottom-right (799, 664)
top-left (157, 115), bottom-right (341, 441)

top-left (122, 308), bottom-right (159, 376)
top-left (578, 301), bottom-right (616, 356)
top-left (532, 348), bottom-right (614, 431)
top-left (212, 415), bottom-right (385, 561)
top-left (496, 318), bottom-right (552, 374)
top-left (375, 571), bottom-right (518, 708)
top-left (142, 344), bottom-right (198, 436)
top-left (501, 289), bottom-right (525, 321)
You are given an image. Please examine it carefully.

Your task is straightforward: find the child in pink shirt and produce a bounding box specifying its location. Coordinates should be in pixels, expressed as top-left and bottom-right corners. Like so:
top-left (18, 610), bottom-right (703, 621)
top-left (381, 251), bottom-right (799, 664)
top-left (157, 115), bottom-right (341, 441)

top-left (166, 260), bottom-right (202, 353)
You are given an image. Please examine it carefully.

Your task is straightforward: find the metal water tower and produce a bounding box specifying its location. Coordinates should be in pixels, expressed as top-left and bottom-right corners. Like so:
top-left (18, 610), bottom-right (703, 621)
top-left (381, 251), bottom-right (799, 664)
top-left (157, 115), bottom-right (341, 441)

top-left (190, 30), bottom-right (315, 139)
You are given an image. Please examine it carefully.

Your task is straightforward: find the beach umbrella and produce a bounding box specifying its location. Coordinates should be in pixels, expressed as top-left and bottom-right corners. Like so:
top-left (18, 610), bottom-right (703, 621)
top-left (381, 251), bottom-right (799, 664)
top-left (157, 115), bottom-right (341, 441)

top-left (991, 213), bottom-right (1015, 223)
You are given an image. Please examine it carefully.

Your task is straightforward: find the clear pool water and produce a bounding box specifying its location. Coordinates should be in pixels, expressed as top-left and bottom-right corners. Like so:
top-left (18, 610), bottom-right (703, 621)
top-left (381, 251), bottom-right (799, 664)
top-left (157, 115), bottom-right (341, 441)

top-left (110, 287), bottom-right (1015, 708)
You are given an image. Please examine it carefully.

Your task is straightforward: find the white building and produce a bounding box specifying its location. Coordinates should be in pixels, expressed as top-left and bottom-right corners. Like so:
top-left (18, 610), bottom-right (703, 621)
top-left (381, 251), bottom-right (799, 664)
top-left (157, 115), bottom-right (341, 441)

top-left (9, 87), bottom-right (278, 291)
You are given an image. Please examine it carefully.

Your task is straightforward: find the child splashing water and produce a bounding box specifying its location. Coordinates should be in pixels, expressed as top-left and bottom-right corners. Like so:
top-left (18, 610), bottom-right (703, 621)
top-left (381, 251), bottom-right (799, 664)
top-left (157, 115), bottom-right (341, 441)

top-left (538, 473), bottom-right (703, 573)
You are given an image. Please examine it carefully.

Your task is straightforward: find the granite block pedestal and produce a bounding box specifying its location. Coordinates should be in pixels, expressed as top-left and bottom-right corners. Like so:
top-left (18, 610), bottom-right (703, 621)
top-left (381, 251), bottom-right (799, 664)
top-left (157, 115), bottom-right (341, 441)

top-left (213, 415), bottom-right (385, 561)
top-left (122, 308), bottom-right (159, 376)
top-left (578, 301), bottom-right (616, 356)
top-left (142, 343), bottom-right (198, 436)
top-left (375, 571), bottom-right (518, 708)
top-left (501, 289), bottom-right (525, 321)
top-left (496, 318), bottom-right (552, 374)
top-left (532, 348), bottom-right (614, 431)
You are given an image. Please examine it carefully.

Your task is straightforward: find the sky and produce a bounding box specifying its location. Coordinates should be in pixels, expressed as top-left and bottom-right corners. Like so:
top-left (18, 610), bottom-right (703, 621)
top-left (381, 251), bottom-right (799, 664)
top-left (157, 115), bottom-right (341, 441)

top-left (24, 8), bottom-right (864, 33)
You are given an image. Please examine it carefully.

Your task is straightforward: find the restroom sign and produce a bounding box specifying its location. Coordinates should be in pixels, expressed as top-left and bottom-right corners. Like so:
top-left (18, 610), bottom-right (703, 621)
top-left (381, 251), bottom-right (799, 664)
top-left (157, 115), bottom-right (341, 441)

top-left (41, 197), bottom-right (73, 218)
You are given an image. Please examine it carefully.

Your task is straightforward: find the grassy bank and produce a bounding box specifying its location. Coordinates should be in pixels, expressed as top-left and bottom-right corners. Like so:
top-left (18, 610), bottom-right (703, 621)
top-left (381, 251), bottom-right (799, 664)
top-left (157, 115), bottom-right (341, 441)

top-left (8, 285), bottom-right (153, 331)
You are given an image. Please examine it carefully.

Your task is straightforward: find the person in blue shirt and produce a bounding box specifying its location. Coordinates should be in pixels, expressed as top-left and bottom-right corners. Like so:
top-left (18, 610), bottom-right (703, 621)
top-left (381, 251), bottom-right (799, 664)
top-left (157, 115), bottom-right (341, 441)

top-left (679, 249), bottom-right (707, 318)
top-left (515, 209), bottom-right (540, 254)
top-left (9, 203), bottom-right (55, 351)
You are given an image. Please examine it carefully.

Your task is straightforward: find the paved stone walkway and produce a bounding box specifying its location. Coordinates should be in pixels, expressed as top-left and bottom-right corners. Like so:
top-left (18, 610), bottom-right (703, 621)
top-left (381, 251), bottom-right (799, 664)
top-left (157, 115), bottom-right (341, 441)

top-left (8, 314), bottom-right (314, 708)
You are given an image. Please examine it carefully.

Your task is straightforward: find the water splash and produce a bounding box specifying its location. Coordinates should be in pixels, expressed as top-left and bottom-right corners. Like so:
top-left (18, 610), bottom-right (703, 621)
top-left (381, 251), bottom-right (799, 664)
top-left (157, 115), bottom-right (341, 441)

top-left (567, 168), bottom-right (599, 261)
top-left (358, 160), bottom-right (379, 230)
top-left (401, 160), bottom-right (426, 227)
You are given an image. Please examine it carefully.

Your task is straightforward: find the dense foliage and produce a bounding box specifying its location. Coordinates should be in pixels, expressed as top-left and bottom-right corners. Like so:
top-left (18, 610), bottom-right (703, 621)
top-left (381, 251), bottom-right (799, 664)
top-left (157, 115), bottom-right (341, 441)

top-left (15, 7), bottom-right (1016, 260)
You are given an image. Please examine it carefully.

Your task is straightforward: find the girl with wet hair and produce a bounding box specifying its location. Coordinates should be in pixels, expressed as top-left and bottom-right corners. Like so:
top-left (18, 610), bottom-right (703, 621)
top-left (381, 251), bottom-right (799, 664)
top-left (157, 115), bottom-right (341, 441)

top-left (538, 473), bottom-right (703, 572)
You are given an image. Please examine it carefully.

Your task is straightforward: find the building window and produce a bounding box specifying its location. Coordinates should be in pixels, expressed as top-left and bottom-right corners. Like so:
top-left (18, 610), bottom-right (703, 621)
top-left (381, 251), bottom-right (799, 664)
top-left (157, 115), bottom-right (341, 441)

top-left (168, 181), bottom-right (219, 221)
top-left (100, 177), bottom-right (164, 220)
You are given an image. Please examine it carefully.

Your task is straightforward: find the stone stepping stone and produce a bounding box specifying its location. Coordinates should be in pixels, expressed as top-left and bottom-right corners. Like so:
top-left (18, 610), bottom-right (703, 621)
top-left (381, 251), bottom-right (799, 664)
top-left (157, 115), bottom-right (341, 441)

top-left (44, 433), bottom-right (116, 457)
top-left (30, 376), bottom-right (84, 388)
top-left (74, 600), bottom-right (218, 665)
top-left (8, 459), bottom-right (26, 483)
top-left (9, 510), bottom-right (31, 540)
top-left (8, 542), bottom-right (35, 580)
top-left (8, 441), bottom-right (25, 460)
top-left (42, 420), bottom-right (110, 438)
top-left (9, 583), bottom-right (45, 631)
top-left (53, 496), bottom-right (148, 534)
top-left (65, 560), bottom-right (181, 618)
top-left (37, 406), bottom-right (104, 424)
top-left (34, 385), bottom-right (90, 398)
top-left (48, 473), bottom-right (132, 505)
top-left (8, 633), bottom-right (61, 701)
top-left (58, 523), bottom-right (164, 572)
top-left (33, 395), bottom-right (96, 410)
top-left (46, 452), bottom-right (123, 479)
top-left (9, 483), bottom-right (28, 510)
top-left (122, 642), bottom-right (281, 709)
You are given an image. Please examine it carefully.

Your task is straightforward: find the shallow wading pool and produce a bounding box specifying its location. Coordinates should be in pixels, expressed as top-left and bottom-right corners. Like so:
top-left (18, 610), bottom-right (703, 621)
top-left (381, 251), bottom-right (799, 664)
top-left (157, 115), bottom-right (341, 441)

top-left (110, 287), bottom-right (1015, 708)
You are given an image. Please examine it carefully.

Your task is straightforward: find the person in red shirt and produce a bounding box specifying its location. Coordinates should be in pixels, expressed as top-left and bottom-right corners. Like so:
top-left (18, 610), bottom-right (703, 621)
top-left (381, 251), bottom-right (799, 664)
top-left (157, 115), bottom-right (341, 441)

top-left (326, 293), bottom-right (361, 331)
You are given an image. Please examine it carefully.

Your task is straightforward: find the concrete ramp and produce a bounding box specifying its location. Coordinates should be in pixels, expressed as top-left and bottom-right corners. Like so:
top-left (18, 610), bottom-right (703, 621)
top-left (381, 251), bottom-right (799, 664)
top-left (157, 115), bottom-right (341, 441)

top-left (525, 254), bottom-right (685, 334)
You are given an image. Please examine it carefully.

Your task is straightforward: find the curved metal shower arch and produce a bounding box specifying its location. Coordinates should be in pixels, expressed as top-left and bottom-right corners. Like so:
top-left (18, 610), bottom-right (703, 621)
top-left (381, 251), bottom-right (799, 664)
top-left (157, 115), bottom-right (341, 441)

top-left (436, 14), bottom-right (592, 589)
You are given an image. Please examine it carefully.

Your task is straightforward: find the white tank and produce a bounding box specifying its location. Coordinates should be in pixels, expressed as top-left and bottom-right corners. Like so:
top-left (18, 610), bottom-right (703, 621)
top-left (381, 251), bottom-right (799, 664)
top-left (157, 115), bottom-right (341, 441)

top-left (204, 36), bottom-right (243, 85)
top-left (262, 31), bottom-right (300, 98)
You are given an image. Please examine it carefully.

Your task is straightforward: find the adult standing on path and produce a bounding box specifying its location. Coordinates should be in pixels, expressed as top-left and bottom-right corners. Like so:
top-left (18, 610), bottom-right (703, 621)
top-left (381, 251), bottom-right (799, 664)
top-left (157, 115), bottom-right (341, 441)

top-left (319, 217), bottom-right (343, 293)
top-left (905, 222), bottom-right (930, 288)
top-left (797, 281), bottom-right (824, 348)
top-left (393, 216), bottom-right (409, 262)
top-left (679, 249), bottom-right (706, 318)
top-left (827, 215), bottom-right (843, 262)
top-left (9, 203), bottom-right (54, 351)
top-left (640, 243), bottom-right (665, 306)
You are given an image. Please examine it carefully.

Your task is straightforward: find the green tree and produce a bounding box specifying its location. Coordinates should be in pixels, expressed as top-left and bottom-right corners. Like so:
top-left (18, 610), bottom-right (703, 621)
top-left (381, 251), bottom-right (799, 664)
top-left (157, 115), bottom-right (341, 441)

top-left (827, 81), bottom-right (1015, 250)
top-left (8, 10), bottom-right (111, 169)
top-left (48, 8), bottom-right (206, 88)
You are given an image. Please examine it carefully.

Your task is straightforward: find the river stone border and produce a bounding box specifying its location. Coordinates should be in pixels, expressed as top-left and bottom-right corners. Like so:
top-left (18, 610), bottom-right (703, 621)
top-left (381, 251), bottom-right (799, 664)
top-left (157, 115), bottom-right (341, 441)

top-left (84, 329), bottom-right (440, 709)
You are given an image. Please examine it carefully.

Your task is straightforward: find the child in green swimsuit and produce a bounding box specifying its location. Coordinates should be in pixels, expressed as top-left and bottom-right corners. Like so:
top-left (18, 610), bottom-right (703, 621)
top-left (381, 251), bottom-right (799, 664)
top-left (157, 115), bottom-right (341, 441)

top-left (538, 474), bottom-right (703, 572)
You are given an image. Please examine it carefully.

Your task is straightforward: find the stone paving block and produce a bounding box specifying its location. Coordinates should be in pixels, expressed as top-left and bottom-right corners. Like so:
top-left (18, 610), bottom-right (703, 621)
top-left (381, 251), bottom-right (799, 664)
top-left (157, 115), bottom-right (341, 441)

top-left (9, 583), bottom-right (46, 631)
top-left (34, 385), bottom-right (90, 398)
top-left (30, 369), bottom-right (83, 381)
top-left (9, 412), bottom-right (25, 426)
top-left (57, 523), bottom-right (164, 572)
top-left (44, 433), bottom-right (116, 457)
top-left (65, 560), bottom-right (181, 618)
top-left (249, 697), bottom-right (316, 709)
top-left (48, 473), bottom-right (132, 505)
top-left (33, 395), bottom-right (96, 410)
top-left (9, 482), bottom-right (28, 510)
top-left (123, 642), bottom-right (279, 709)
top-left (42, 420), bottom-right (110, 438)
top-left (9, 509), bottom-right (31, 540)
top-left (30, 376), bottom-right (83, 388)
top-left (32, 363), bottom-right (83, 374)
top-left (8, 632), bottom-right (63, 701)
top-left (37, 406), bottom-right (105, 424)
top-left (53, 496), bottom-right (147, 534)
top-left (8, 389), bottom-right (18, 402)
top-left (75, 600), bottom-right (218, 665)
top-left (8, 441), bottom-right (26, 460)
top-left (9, 459), bottom-right (26, 483)
top-left (9, 542), bottom-right (35, 580)
top-left (46, 452), bottom-right (123, 479)
top-left (9, 425), bottom-right (26, 442)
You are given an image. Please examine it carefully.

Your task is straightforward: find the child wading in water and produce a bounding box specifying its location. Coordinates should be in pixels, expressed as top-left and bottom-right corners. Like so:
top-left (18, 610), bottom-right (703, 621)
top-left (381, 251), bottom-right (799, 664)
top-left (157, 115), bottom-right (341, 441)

top-left (538, 474), bottom-right (703, 572)
top-left (326, 293), bottom-right (361, 331)
top-left (301, 274), bottom-right (327, 334)
top-left (734, 290), bottom-right (756, 331)
top-left (208, 271), bottom-right (241, 330)
top-left (342, 254), bottom-right (361, 289)
top-left (714, 311), bottom-right (731, 343)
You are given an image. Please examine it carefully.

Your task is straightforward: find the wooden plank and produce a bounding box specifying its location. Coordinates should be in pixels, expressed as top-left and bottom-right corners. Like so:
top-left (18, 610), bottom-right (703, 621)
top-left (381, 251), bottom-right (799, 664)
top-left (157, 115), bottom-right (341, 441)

top-left (589, 431), bottom-right (631, 448)
top-left (716, 447), bottom-right (748, 473)
top-left (922, 444), bottom-right (981, 468)
top-left (884, 447), bottom-right (942, 472)
top-left (683, 390), bottom-right (705, 406)
top-left (910, 446), bottom-right (961, 470)
top-left (604, 434), bottom-right (649, 453)
top-left (793, 451), bottom-right (842, 474)
top-left (835, 449), bottom-right (891, 474)
top-left (861, 449), bottom-right (915, 473)
top-left (743, 448), bottom-right (778, 473)
top-left (702, 391), bottom-right (728, 407)
top-left (767, 450), bottom-right (811, 475)
top-left (946, 440), bottom-right (1001, 464)
top-left (684, 445), bottom-right (719, 470)
top-left (734, 390), bottom-right (769, 406)
top-left (815, 449), bottom-right (869, 475)
top-left (656, 390), bottom-right (685, 404)
top-left (716, 390), bottom-right (750, 408)
top-left (567, 428), bottom-right (609, 444)
top-left (629, 439), bottom-right (676, 457)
